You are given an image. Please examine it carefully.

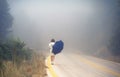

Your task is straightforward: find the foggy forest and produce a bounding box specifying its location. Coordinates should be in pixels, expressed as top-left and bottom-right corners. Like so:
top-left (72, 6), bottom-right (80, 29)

top-left (0, 0), bottom-right (120, 77)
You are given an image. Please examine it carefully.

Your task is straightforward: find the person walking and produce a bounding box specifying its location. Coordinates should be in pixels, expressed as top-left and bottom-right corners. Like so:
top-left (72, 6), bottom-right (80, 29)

top-left (49, 39), bottom-right (55, 65)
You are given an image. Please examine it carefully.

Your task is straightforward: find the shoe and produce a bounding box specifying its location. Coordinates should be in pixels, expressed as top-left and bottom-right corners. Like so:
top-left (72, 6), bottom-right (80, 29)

top-left (51, 63), bottom-right (54, 65)
top-left (51, 62), bottom-right (54, 65)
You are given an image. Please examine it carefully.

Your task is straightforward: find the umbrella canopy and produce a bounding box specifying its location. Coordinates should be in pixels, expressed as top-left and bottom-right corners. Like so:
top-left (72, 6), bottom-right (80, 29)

top-left (52, 40), bottom-right (64, 55)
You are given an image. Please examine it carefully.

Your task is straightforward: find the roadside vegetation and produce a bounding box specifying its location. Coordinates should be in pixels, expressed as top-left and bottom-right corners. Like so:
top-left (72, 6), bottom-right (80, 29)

top-left (0, 0), bottom-right (46, 77)
top-left (0, 39), bottom-right (46, 77)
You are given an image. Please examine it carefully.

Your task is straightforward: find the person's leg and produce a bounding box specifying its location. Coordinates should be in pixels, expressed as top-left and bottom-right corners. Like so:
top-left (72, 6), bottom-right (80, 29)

top-left (51, 55), bottom-right (55, 65)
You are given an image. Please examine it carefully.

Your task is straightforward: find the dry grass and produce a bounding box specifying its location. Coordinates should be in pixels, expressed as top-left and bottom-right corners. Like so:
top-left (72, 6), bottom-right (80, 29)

top-left (1, 52), bottom-right (47, 77)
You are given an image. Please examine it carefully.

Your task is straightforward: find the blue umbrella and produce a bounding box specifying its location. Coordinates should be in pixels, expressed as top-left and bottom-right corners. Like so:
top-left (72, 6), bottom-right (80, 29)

top-left (52, 40), bottom-right (64, 55)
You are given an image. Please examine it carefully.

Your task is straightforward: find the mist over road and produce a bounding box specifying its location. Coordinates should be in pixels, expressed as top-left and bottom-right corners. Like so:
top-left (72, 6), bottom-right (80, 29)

top-left (8, 0), bottom-right (117, 53)
top-left (47, 52), bottom-right (120, 77)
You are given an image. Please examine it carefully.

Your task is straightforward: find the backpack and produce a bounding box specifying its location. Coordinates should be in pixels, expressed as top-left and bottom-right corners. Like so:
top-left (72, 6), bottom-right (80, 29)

top-left (52, 40), bottom-right (64, 55)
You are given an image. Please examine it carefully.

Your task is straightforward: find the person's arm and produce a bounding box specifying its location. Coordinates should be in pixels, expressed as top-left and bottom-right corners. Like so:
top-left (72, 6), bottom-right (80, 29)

top-left (48, 43), bottom-right (51, 49)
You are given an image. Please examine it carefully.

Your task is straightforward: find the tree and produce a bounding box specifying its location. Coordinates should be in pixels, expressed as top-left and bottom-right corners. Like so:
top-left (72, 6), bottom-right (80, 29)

top-left (0, 0), bottom-right (13, 41)
top-left (108, 1), bottom-right (120, 56)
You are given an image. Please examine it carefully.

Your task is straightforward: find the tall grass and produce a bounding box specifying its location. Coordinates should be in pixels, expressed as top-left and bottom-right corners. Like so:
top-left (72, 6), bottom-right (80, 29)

top-left (0, 52), bottom-right (46, 77)
top-left (0, 39), bottom-right (47, 77)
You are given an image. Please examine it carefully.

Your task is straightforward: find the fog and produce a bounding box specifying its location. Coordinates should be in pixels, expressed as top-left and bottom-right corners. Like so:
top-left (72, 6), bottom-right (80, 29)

top-left (8, 0), bottom-right (118, 53)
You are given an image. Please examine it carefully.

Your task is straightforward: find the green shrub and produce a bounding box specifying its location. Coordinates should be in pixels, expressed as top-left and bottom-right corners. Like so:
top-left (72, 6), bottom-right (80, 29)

top-left (0, 39), bottom-right (33, 72)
